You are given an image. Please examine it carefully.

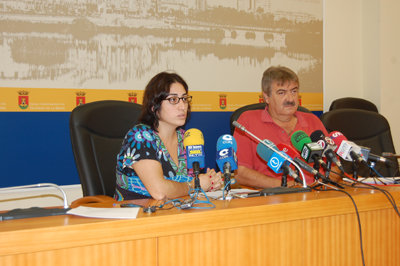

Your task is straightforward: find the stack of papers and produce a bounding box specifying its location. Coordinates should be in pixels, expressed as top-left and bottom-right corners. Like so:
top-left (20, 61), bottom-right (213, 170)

top-left (67, 206), bottom-right (140, 219)
top-left (204, 188), bottom-right (259, 200)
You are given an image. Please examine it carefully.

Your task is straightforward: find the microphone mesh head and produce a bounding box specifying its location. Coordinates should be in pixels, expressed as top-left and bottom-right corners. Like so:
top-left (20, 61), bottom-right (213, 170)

top-left (276, 143), bottom-right (299, 159)
top-left (310, 130), bottom-right (325, 142)
top-left (217, 134), bottom-right (237, 152)
top-left (290, 130), bottom-right (311, 151)
top-left (328, 131), bottom-right (347, 146)
top-left (256, 142), bottom-right (274, 161)
top-left (183, 128), bottom-right (204, 147)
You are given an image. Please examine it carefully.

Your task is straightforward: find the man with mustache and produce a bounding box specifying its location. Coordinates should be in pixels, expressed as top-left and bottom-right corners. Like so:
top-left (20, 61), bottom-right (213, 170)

top-left (233, 66), bottom-right (333, 188)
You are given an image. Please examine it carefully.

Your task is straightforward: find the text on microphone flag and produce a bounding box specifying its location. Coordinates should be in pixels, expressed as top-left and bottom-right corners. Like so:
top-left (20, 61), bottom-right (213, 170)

top-left (187, 145), bottom-right (204, 157)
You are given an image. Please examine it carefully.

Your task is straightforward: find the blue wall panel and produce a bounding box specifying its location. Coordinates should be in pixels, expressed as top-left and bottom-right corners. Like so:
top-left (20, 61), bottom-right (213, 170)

top-left (0, 110), bottom-right (322, 188)
top-left (0, 112), bottom-right (79, 187)
top-left (0, 111), bottom-right (233, 188)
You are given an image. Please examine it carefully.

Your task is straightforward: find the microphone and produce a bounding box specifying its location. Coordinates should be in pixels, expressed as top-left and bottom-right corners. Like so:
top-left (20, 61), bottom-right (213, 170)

top-left (367, 152), bottom-right (395, 165)
top-left (310, 130), bottom-right (345, 173)
top-left (276, 143), bottom-right (327, 181)
top-left (256, 141), bottom-right (302, 185)
top-left (328, 131), bottom-right (369, 167)
top-left (276, 143), bottom-right (299, 159)
top-left (184, 128), bottom-right (205, 188)
top-left (329, 132), bottom-right (395, 167)
top-left (291, 130), bottom-right (328, 170)
top-left (216, 134), bottom-right (238, 191)
top-left (382, 152), bottom-right (400, 158)
top-left (232, 120), bottom-right (307, 188)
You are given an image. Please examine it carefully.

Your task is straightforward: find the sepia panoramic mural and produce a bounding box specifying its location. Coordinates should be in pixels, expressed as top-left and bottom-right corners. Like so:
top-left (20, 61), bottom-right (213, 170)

top-left (0, 0), bottom-right (323, 112)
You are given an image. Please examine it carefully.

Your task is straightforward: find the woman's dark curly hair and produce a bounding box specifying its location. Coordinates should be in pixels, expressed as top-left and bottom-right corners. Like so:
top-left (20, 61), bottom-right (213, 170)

top-left (139, 72), bottom-right (191, 131)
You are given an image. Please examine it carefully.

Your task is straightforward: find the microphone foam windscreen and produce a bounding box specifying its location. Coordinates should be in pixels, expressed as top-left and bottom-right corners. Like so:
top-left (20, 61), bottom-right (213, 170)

top-left (291, 130), bottom-right (312, 151)
top-left (328, 131), bottom-right (347, 146)
top-left (276, 143), bottom-right (299, 159)
top-left (262, 139), bottom-right (278, 150)
top-left (310, 130), bottom-right (325, 142)
top-left (216, 134), bottom-right (238, 171)
top-left (183, 128), bottom-right (204, 147)
top-left (216, 134), bottom-right (237, 152)
top-left (256, 142), bottom-right (273, 162)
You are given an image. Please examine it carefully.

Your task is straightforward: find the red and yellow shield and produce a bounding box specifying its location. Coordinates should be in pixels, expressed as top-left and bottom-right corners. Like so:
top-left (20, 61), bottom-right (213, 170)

top-left (128, 92), bottom-right (137, 103)
top-left (76, 91), bottom-right (86, 106)
top-left (18, 90), bottom-right (29, 109)
top-left (219, 94), bottom-right (227, 110)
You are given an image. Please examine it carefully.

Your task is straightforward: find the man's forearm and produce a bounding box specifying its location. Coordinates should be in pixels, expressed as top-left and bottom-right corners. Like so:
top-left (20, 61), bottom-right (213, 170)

top-left (236, 165), bottom-right (282, 188)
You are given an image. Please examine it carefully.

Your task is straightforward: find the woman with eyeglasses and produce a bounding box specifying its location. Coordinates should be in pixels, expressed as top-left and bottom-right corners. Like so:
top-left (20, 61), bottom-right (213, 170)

top-left (114, 72), bottom-right (223, 201)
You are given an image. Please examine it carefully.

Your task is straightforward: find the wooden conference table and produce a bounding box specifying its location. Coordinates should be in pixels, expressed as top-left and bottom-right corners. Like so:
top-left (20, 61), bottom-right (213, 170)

top-left (0, 186), bottom-right (399, 266)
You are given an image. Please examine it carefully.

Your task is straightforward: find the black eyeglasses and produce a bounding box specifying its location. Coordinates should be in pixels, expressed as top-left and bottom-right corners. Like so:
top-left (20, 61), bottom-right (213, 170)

top-left (164, 95), bottom-right (192, 105)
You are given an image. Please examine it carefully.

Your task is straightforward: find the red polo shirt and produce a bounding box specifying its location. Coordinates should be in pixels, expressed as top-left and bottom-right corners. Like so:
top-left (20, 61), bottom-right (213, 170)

top-left (233, 107), bottom-right (329, 184)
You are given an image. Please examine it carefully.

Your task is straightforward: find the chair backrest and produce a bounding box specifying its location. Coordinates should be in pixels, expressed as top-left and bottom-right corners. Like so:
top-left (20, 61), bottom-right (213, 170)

top-left (320, 108), bottom-right (399, 177)
top-left (329, 97), bottom-right (378, 112)
top-left (70, 100), bottom-right (142, 197)
top-left (230, 102), bottom-right (311, 134)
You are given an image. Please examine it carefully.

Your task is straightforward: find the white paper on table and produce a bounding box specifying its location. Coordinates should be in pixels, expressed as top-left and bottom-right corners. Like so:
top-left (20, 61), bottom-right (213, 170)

top-left (67, 206), bottom-right (140, 219)
top-left (204, 188), bottom-right (259, 200)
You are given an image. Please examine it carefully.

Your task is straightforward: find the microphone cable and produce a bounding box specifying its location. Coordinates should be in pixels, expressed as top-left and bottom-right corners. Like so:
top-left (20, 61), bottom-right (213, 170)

top-left (190, 186), bottom-right (216, 209)
top-left (344, 183), bottom-right (399, 218)
top-left (221, 178), bottom-right (236, 200)
top-left (148, 183), bottom-right (216, 211)
top-left (312, 181), bottom-right (366, 266)
top-left (367, 163), bottom-right (386, 180)
top-left (330, 170), bottom-right (400, 218)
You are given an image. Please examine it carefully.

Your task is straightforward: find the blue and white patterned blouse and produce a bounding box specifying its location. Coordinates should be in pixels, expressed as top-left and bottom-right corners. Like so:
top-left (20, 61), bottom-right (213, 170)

top-left (114, 124), bottom-right (193, 200)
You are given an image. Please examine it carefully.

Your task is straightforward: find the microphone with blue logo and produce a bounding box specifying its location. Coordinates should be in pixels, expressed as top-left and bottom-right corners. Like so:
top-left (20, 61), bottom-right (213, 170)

top-left (216, 134), bottom-right (238, 191)
top-left (184, 128), bottom-right (205, 189)
top-left (256, 140), bottom-right (301, 186)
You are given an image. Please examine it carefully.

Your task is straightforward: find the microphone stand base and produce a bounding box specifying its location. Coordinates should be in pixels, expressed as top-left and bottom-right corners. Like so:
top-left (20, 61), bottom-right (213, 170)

top-left (259, 186), bottom-right (311, 196)
top-left (0, 207), bottom-right (70, 221)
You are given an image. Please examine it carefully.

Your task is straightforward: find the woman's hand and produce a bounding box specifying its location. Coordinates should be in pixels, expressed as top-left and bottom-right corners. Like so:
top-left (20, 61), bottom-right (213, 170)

top-left (199, 168), bottom-right (223, 191)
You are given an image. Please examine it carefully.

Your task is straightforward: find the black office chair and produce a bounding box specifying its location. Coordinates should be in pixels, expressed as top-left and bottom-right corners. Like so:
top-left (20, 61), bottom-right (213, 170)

top-left (320, 108), bottom-right (399, 177)
top-left (70, 100), bottom-right (142, 197)
top-left (230, 102), bottom-right (311, 134)
top-left (329, 97), bottom-right (378, 112)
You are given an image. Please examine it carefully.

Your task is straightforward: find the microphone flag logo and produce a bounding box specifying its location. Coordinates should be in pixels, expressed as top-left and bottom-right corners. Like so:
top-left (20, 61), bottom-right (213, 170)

top-left (330, 131), bottom-right (342, 138)
top-left (301, 146), bottom-right (310, 160)
top-left (267, 152), bottom-right (285, 173)
top-left (187, 145), bottom-right (204, 157)
top-left (218, 148), bottom-right (230, 158)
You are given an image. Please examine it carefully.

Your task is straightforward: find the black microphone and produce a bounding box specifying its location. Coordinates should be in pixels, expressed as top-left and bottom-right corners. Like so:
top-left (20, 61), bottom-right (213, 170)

top-left (291, 156), bottom-right (326, 181)
top-left (291, 157), bottom-right (344, 188)
top-left (368, 153), bottom-right (396, 166)
top-left (291, 130), bottom-right (329, 171)
top-left (382, 152), bottom-right (400, 158)
top-left (310, 130), bottom-right (345, 173)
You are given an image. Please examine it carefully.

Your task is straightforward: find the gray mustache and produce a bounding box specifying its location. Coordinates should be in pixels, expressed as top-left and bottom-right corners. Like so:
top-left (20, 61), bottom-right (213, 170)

top-left (283, 101), bottom-right (296, 107)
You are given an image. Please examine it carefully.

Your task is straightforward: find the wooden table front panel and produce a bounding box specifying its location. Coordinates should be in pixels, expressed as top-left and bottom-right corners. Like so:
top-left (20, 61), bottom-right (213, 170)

top-left (158, 206), bottom-right (400, 266)
top-left (1, 187), bottom-right (399, 266)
